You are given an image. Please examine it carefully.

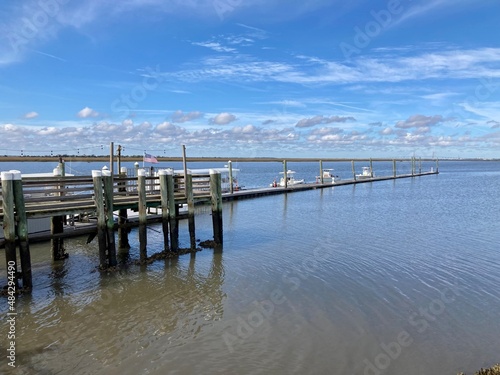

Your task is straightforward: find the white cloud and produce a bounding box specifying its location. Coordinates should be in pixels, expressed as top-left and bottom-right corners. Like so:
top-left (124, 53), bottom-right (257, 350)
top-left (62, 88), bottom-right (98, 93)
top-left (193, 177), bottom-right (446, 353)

top-left (210, 112), bottom-right (237, 125)
top-left (77, 107), bottom-right (99, 118)
top-left (171, 110), bottom-right (203, 123)
top-left (23, 111), bottom-right (39, 119)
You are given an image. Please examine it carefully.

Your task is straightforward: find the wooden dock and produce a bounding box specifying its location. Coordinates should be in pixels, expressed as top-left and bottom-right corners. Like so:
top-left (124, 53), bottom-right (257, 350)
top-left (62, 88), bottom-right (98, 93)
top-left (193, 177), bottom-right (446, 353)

top-left (0, 167), bottom-right (223, 291)
top-left (1, 155), bottom-right (439, 292)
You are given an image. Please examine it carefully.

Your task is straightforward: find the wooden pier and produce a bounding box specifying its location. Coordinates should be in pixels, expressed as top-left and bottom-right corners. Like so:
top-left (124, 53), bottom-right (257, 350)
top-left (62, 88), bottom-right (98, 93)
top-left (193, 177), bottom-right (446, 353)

top-left (0, 167), bottom-right (223, 292)
top-left (1, 155), bottom-right (439, 292)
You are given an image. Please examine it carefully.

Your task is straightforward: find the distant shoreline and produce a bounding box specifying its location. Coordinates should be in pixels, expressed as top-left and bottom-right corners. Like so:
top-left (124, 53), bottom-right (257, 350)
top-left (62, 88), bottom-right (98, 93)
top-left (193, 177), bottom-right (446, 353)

top-left (0, 156), bottom-right (498, 163)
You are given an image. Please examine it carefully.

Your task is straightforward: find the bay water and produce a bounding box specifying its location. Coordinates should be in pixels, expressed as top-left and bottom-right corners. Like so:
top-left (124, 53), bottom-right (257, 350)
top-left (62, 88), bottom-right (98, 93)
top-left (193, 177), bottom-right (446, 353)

top-left (1, 160), bottom-right (499, 374)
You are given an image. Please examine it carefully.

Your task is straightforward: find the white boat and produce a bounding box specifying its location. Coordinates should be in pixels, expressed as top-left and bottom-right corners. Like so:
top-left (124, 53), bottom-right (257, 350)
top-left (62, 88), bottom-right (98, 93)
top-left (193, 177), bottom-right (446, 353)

top-left (356, 166), bottom-right (373, 180)
top-left (270, 170), bottom-right (305, 187)
top-left (316, 169), bottom-right (341, 184)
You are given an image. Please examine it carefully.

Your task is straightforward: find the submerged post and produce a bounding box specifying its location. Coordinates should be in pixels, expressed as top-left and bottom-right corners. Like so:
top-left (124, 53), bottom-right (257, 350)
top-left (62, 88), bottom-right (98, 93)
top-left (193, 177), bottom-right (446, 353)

top-left (186, 170), bottom-right (196, 250)
top-left (166, 170), bottom-right (178, 252)
top-left (118, 167), bottom-right (130, 251)
top-left (102, 169), bottom-right (117, 267)
top-left (11, 170), bottom-right (32, 290)
top-left (51, 163), bottom-right (66, 260)
top-left (92, 170), bottom-right (108, 269)
top-left (158, 169), bottom-right (170, 251)
top-left (1, 171), bottom-right (18, 289)
top-left (210, 169), bottom-right (223, 245)
top-left (137, 169), bottom-right (148, 262)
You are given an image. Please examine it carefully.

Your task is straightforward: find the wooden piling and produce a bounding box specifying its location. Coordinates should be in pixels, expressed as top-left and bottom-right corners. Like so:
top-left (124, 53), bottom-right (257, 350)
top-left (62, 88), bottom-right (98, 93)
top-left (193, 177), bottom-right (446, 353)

top-left (392, 159), bottom-right (397, 177)
top-left (319, 160), bottom-right (323, 184)
top-left (92, 170), bottom-right (108, 269)
top-left (137, 169), bottom-right (147, 262)
top-left (102, 170), bottom-right (117, 267)
top-left (51, 162), bottom-right (66, 260)
top-left (1, 171), bottom-right (18, 289)
top-left (369, 158), bottom-right (373, 177)
top-left (186, 170), bottom-right (196, 250)
top-left (283, 160), bottom-right (288, 188)
top-left (11, 170), bottom-right (32, 290)
top-left (228, 160), bottom-right (234, 194)
top-left (158, 169), bottom-right (170, 251)
top-left (210, 169), bottom-right (223, 245)
top-left (351, 160), bottom-right (356, 180)
top-left (166, 170), bottom-right (178, 252)
top-left (118, 167), bottom-right (130, 250)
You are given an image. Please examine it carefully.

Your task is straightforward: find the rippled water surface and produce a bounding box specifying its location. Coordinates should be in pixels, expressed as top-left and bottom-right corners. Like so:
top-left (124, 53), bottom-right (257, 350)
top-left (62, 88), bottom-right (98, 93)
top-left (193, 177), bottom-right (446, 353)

top-left (1, 161), bottom-right (500, 374)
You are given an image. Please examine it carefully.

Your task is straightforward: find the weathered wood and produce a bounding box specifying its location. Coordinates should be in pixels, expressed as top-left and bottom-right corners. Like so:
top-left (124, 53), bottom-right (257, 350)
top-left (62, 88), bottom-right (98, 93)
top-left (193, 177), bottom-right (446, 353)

top-left (283, 160), bottom-right (288, 188)
top-left (369, 158), bottom-right (373, 177)
top-left (92, 170), bottom-right (108, 269)
top-left (158, 169), bottom-right (170, 251)
top-left (51, 162), bottom-right (66, 260)
top-left (319, 160), bottom-right (323, 184)
top-left (351, 160), bottom-right (356, 180)
top-left (1, 171), bottom-right (18, 289)
top-left (210, 169), bottom-right (223, 245)
top-left (186, 170), bottom-right (196, 250)
top-left (118, 167), bottom-right (130, 250)
top-left (166, 171), bottom-right (178, 252)
top-left (228, 160), bottom-right (234, 194)
top-left (102, 170), bottom-right (117, 267)
top-left (12, 170), bottom-right (32, 290)
top-left (393, 159), bottom-right (397, 178)
top-left (137, 169), bottom-right (147, 262)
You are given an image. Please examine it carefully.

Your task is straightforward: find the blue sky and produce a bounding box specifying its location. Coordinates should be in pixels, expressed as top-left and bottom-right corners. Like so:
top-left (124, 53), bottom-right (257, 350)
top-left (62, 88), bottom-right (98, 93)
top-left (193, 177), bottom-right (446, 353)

top-left (1, 0), bottom-right (499, 158)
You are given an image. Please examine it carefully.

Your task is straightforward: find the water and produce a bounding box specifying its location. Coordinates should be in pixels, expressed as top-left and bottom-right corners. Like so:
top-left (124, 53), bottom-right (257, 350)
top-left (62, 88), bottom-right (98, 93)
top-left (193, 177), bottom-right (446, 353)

top-left (1, 160), bottom-right (499, 374)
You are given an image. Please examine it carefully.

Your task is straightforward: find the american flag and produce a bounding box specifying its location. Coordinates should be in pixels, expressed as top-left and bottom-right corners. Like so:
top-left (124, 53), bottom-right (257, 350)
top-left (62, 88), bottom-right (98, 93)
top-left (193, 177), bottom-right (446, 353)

top-left (143, 153), bottom-right (158, 163)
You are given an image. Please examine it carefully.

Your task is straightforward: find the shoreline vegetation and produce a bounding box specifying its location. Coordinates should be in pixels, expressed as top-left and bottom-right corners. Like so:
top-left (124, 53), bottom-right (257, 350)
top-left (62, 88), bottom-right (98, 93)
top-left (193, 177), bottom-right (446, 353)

top-left (458, 364), bottom-right (500, 374)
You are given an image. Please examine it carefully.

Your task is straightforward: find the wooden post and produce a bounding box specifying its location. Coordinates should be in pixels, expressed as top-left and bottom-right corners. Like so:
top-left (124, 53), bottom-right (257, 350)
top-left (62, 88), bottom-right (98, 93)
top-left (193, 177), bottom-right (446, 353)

top-left (11, 170), bottom-right (32, 290)
top-left (166, 170), bottom-right (178, 252)
top-left (186, 170), bottom-right (196, 250)
top-left (1, 171), bottom-right (18, 290)
top-left (228, 160), bottom-right (233, 194)
top-left (182, 144), bottom-right (188, 196)
top-left (369, 158), bottom-right (373, 177)
top-left (210, 169), bottom-right (223, 245)
top-left (419, 157), bottom-right (422, 174)
top-left (102, 169), bottom-right (117, 267)
top-left (109, 142), bottom-right (114, 177)
top-left (118, 167), bottom-right (130, 251)
top-left (92, 170), bottom-right (108, 269)
top-left (283, 160), bottom-right (287, 188)
top-left (436, 158), bottom-right (439, 173)
top-left (51, 161), bottom-right (66, 260)
top-left (393, 159), bottom-right (397, 177)
top-left (137, 169), bottom-right (147, 262)
top-left (117, 145), bottom-right (122, 175)
top-left (158, 169), bottom-right (170, 251)
top-left (319, 160), bottom-right (323, 184)
top-left (351, 160), bottom-right (356, 180)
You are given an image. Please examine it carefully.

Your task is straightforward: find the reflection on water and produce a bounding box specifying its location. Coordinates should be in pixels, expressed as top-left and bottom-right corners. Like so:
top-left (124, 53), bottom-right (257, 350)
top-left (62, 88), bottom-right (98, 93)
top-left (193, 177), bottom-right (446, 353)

top-left (1, 161), bottom-right (500, 374)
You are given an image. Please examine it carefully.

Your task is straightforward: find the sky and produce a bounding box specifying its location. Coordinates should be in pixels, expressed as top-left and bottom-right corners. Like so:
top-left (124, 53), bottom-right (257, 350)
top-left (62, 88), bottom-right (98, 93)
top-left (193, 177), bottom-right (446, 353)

top-left (1, 0), bottom-right (500, 159)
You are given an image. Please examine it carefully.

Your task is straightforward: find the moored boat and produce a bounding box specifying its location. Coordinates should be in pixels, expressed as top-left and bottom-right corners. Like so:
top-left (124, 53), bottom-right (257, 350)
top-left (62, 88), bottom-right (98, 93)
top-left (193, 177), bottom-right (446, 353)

top-left (270, 170), bottom-right (305, 187)
top-left (316, 169), bottom-right (341, 184)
